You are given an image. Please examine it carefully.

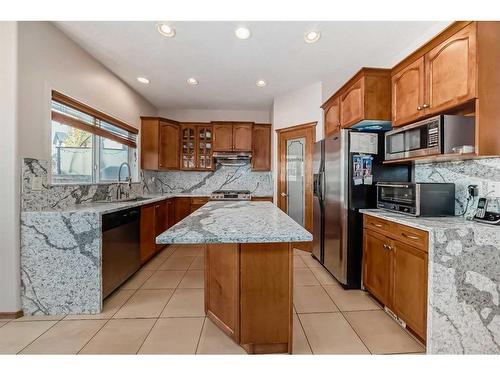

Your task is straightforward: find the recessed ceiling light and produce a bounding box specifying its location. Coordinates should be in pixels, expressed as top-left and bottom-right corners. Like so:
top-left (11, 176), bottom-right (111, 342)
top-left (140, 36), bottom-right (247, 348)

top-left (157, 23), bottom-right (176, 37)
top-left (137, 77), bottom-right (150, 84)
top-left (304, 30), bottom-right (321, 43)
top-left (256, 79), bottom-right (267, 87)
top-left (235, 27), bottom-right (251, 40)
top-left (187, 78), bottom-right (199, 86)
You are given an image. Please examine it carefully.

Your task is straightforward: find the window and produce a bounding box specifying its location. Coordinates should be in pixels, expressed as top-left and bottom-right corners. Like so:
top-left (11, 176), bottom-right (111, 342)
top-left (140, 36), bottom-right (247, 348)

top-left (50, 91), bottom-right (138, 184)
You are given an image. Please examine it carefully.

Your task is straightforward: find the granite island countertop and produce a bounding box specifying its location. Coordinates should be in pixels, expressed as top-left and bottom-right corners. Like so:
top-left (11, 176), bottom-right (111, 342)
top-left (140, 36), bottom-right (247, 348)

top-left (156, 201), bottom-right (313, 244)
top-left (360, 209), bottom-right (500, 354)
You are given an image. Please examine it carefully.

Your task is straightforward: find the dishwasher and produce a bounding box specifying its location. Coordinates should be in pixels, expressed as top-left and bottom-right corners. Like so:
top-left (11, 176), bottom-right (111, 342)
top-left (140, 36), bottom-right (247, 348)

top-left (102, 207), bottom-right (141, 298)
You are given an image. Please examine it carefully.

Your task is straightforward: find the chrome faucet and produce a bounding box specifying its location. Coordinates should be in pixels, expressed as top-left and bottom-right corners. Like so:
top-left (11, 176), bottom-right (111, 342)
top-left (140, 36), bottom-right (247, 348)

top-left (117, 162), bottom-right (132, 200)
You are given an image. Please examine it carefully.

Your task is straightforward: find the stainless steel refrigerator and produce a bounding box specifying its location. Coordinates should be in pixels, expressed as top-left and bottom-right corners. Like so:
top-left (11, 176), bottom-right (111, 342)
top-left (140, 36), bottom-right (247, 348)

top-left (312, 129), bottom-right (410, 289)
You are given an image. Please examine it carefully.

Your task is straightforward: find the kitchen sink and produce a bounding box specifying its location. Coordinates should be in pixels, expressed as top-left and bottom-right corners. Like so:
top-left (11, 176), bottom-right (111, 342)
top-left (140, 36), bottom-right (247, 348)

top-left (94, 197), bottom-right (151, 204)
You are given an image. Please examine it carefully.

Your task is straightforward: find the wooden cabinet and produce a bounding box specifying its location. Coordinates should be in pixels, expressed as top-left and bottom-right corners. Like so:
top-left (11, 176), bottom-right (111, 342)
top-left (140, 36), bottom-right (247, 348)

top-left (363, 215), bottom-right (428, 341)
top-left (180, 124), bottom-right (197, 170)
top-left (322, 68), bottom-right (391, 130)
top-left (251, 124), bottom-right (271, 171)
top-left (324, 96), bottom-right (341, 136)
top-left (190, 197), bottom-right (209, 213)
top-left (251, 196), bottom-right (273, 202)
top-left (180, 123), bottom-right (214, 171)
top-left (174, 197), bottom-right (191, 224)
top-left (140, 203), bottom-right (156, 263)
top-left (154, 200), bottom-right (168, 251)
top-left (213, 122), bottom-right (253, 152)
top-left (392, 57), bottom-right (425, 126)
top-left (197, 125), bottom-right (213, 170)
top-left (141, 117), bottom-right (180, 170)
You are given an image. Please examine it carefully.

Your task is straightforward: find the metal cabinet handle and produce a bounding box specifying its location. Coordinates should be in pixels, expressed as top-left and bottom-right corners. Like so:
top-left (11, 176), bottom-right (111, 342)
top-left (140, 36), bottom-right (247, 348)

top-left (372, 223), bottom-right (382, 228)
top-left (402, 233), bottom-right (420, 240)
top-left (417, 105), bottom-right (423, 111)
top-left (281, 192), bottom-right (288, 197)
top-left (422, 104), bottom-right (430, 109)
top-left (383, 244), bottom-right (392, 251)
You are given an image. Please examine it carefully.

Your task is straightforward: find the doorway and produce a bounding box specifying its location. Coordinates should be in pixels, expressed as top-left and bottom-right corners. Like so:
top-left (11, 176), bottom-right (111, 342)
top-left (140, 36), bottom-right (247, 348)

top-left (276, 122), bottom-right (316, 252)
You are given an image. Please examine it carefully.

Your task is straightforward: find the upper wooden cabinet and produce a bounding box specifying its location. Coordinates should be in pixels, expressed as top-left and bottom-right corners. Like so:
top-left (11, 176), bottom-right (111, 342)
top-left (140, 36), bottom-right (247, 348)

top-left (322, 68), bottom-right (391, 132)
top-left (392, 57), bottom-right (425, 126)
top-left (141, 117), bottom-right (180, 170)
top-left (251, 124), bottom-right (271, 171)
top-left (180, 124), bottom-right (197, 170)
top-left (180, 123), bottom-right (213, 171)
top-left (213, 122), bottom-right (253, 152)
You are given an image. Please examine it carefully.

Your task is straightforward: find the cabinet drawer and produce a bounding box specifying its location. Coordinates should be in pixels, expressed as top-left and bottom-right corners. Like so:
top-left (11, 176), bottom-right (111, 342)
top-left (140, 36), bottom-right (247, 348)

top-left (364, 215), bottom-right (391, 233)
top-left (391, 223), bottom-right (428, 252)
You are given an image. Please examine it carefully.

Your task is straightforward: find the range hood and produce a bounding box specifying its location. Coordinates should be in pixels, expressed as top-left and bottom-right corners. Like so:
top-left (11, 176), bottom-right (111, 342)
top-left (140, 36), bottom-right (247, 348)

top-left (213, 151), bottom-right (252, 166)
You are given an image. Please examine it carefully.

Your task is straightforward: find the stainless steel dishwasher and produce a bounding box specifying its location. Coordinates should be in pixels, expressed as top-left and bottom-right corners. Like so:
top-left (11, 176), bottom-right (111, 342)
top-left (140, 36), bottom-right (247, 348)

top-left (102, 207), bottom-right (141, 298)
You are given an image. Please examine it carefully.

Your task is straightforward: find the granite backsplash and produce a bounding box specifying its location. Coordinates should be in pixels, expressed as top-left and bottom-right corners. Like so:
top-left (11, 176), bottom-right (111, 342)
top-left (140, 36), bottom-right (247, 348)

top-left (414, 157), bottom-right (500, 218)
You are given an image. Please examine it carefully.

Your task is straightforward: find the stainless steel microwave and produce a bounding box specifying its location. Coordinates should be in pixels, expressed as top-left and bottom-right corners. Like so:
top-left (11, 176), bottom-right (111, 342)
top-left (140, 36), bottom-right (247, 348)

top-left (384, 115), bottom-right (475, 161)
top-left (376, 182), bottom-right (455, 216)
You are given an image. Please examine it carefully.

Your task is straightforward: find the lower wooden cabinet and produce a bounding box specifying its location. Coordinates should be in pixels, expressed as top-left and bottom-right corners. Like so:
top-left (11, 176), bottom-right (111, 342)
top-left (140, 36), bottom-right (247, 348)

top-left (363, 216), bottom-right (428, 341)
top-left (140, 203), bottom-right (157, 263)
top-left (251, 196), bottom-right (273, 202)
top-left (174, 197), bottom-right (191, 224)
top-left (190, 197), bottom-right (210, 213)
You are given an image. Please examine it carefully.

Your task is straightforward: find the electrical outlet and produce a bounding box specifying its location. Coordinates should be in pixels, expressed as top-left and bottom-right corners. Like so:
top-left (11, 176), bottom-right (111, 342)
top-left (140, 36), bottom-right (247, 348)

top-left (489, 182), bottom-right (500, 197)
top-left (31, 176), bottom-right (44, 191)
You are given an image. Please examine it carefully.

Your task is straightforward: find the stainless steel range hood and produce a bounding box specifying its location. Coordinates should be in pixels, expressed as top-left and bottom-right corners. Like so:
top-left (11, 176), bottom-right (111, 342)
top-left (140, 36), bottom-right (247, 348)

top-left (213, 152), bottom-right (252, 166)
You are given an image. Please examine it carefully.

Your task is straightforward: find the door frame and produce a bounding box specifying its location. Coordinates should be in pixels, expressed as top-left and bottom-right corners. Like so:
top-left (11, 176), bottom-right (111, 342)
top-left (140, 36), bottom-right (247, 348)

top-left (276, 122), bottom-right (316, 252)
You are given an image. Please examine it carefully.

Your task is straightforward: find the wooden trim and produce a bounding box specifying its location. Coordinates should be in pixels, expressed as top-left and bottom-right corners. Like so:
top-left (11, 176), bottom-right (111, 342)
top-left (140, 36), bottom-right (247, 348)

top-left (0, 310), bottom-right (23, 319)
top-left (275, 121), bottom-right (317, 134)
top-left (52, 111), bottom-right (137, 149)
top-left (140, 116), bottom-right (179, 125)
top-left (52, 90), bottom-right (138, 134)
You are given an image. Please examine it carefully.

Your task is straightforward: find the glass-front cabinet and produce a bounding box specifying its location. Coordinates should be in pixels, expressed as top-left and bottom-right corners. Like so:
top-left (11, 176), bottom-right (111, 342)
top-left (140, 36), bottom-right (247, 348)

top-left (181, 124), bottom-right (213, 171)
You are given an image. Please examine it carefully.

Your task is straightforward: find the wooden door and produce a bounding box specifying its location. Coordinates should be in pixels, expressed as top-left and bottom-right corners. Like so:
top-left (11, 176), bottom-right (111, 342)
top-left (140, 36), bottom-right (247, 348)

top-left (392, 240), bottom-right (428, 340)
top-left (159, 121), bottom-right (180, 169)
top-left (277, 122), bottom-right (316, 252)
top-left (174, 197), bottom-right (191, 224)
top-left (340, 78), bottom-right (364, 128)
top-left (196, 125), bottom-right (213, 170)
top-left (363, 230), bottom-right (392, 307)
top-left (392, 57), bottom-right (426, 127)
top-left (251, 124), bottom-right (271, 171)
top-left (180, 125), bottom-right (197, 170)
top-left (232, 123), bottom-right (253, 151)
top-left (140, 204), bottom-right (156, 263)
top-left (424, 23), bottom-right (477, 114)
top-left (324, 96), bottom-right (341, 136)
top-left (213, 124), bottom-right (233, 151)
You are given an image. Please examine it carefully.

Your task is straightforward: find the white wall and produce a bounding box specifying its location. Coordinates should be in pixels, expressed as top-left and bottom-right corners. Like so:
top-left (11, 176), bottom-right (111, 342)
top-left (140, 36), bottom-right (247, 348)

top-left (17, 21), bottom-right (157, 161)
top-left (0, 22), bottom-right (21, 313)
top-left (271, 82), bottom-right (323, 202)
top-left (157, 108), bottom-right (271, 123)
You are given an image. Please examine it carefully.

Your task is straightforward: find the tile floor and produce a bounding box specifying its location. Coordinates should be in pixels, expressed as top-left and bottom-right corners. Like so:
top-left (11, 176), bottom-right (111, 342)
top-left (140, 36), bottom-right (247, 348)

top-left (0, 245), bottom-right (425, 355)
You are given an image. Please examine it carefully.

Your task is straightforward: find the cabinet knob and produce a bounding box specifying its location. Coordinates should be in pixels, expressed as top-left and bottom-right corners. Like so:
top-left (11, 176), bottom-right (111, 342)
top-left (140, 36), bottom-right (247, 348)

top-left (417, 106), bottom-right (423, 111)
top-left (281, 192), bottom-right (288, 197)
top-left (422, 104), bottom-right (430, 109)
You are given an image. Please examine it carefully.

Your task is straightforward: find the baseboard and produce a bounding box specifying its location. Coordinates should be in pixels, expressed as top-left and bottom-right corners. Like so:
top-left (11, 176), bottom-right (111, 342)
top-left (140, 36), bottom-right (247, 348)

top-left (0, 310), bottom-right (23, 319)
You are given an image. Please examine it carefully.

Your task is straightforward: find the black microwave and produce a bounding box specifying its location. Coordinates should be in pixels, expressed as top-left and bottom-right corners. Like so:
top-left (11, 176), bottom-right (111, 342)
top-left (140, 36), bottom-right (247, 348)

top-left (376, 182), bottom-right (455, 216)
top-left (384, 115), bottom-right (475, 161)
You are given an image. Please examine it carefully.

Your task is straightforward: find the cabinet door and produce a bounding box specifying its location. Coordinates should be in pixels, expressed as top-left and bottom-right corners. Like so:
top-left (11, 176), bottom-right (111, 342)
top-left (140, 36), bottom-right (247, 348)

top-left (140, 204), bottom-right (156, 263)
top-left (392, 57), bottom-right (425, 127)
top-left (324, 97), bottom-right (341, 136)
top-left (181, 125), bottom-right (197, 170)
top-left (166, 199), bottom-right (175, 229)
top-left (154, 201), bottom-right (167, 251)
top-left (363, 230), bottom-right (392, 307)
top-left (392, 241), bottom-right (428, 340)
top-left (158, 122), bottom-right (180, 169)
top-left (174, 197), bottom-right (191, 224)
top-left (251, 124), bottom-right (271, 171)
top-left (424, 23), bottom-right (477, 114)
top-left (340, 78), bottom-right (364, 128)
top-left (197, 125), bottom-right (213, 170)
top-left (233, 123), bottom-right (253, 151)
top-left (213, 124), bottom-right (234, 151)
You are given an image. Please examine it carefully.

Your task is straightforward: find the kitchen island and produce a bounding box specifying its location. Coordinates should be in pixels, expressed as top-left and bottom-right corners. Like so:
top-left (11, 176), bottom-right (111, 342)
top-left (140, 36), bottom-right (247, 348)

top-left (156, 201), bottom-right (312, 354)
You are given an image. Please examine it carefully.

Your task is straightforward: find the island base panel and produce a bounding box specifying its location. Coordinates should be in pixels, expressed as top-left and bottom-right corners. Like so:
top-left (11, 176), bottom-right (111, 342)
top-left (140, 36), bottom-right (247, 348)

top-left (205, 242), bottom-right (293, 354)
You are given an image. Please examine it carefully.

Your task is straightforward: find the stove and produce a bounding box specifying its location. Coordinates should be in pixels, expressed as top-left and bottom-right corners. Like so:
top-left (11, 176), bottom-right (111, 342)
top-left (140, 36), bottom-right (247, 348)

top-left (210, 190), bottom-right (252, 201)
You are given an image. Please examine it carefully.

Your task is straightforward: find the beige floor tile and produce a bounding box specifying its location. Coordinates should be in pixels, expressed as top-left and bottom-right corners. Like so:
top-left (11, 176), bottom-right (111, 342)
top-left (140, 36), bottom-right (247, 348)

top-left (309, 266), bottom-right (338, 286)
top-left (0, 321), bottom-right (58, 354)
top-left (66, 289), bottom-right (135, 320)
top-left (294, 269), bottom-right (320, 286)
top-left (141, 270), bottom-right (185, 289)
top-left (171, 245), bottom-right (204, 257)
top-left (155, 246), bottom-right (175, 260)
top-left (158, 256), bottom-right (195, 270)
top-left (80, 318), bottom-right (155, 354)
top-left (0, 320), bottom-right (10, 329)
top-left (294, 286), bottom-right (338, 313)
top-left (196, 319), bottom-right (246, 354)
top-left (300, 254), bottom-right (322, 268)
top-left (178, 270), bottom-right (204, 288)
top-left (14, 314), bottom-right (66, 322)
top-left (293, 248), bottom-right (310, 257)
top-left (21, 320), bottom-right (106, 354)
top-left (120, 268), bottom-right (155, 290)
top-left (344, 310), bottom-right (425, 354)
top-left (114, 289), bottom-right (174, 319)
top-left (299, 313), bottom-right (369, 354)
top-left (189, 256), bottom-right (204, 270)
top-left (294, 256), bottom-right (308, 269)
top-left (161, 288), bottom-right (205, 317)
top-left (293, 314), bottom-right (312, 354)
top-left (141, 253), bottom-right (169, 271)
top-left (139, 317), bottom-right (204, 354)
top-left (324, 284), bottom-right (381, 312)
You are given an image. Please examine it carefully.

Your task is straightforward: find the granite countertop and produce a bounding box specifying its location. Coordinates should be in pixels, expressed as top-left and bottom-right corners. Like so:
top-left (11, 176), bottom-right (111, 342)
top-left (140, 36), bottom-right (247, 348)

top-left (359, 208), bottom-right (495, 232)
top-left (156, 201), bottom-right (313, 244)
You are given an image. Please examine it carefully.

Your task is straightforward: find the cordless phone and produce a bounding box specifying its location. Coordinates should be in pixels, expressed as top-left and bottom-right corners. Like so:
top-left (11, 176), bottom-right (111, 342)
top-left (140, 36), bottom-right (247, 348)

top-left (473, 197), bottom-right (500, 225)
top-left (475, 198), bottom-right (487, 219)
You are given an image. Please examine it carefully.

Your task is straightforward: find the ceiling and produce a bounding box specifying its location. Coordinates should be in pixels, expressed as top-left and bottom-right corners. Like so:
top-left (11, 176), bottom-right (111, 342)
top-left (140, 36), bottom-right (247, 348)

top-left (55, 21), bottom-right (452, 111)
